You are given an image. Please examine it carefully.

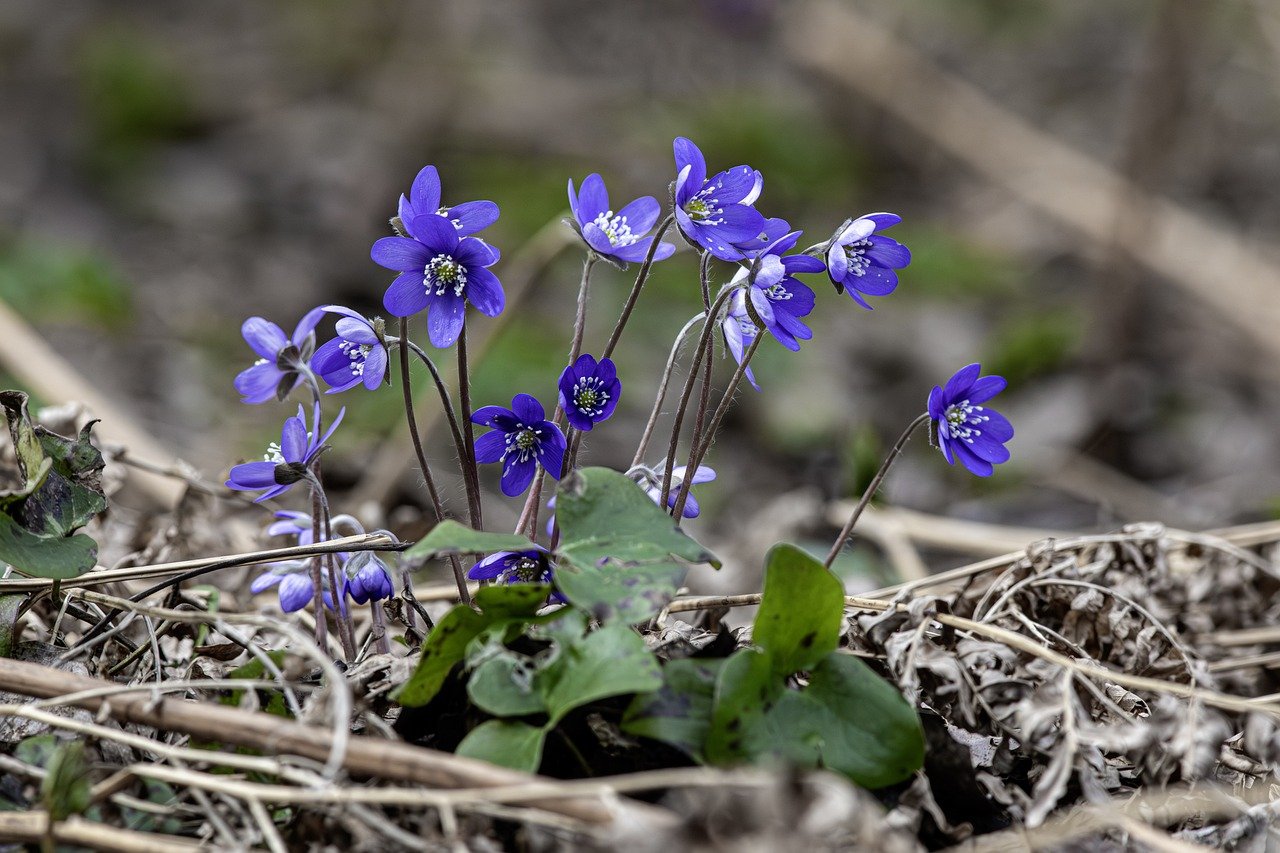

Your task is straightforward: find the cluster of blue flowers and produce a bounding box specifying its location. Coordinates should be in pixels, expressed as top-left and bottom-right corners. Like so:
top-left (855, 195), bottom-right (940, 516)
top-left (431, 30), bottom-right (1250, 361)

top-left (225, 135), bottom-right (1014, 618)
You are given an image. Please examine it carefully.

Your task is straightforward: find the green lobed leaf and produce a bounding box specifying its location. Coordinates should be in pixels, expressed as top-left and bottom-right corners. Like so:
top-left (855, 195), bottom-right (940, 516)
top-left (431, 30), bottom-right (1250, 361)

top-left (621, 657), bottom-right (722, 761)
top-left (26, 421), bottom-right (107, 537)
top-left (753, 543), bottom-right (844, 676)
top-left (467, 653), bottom-right (545, 717)
top-left (538, 623), bottom-right (663, 725)
top-left (455, 719), bottom-right (545, 773)
top-left (394, 584), bottom-right (557, 708)
top-left (402, 520), bottom-right (538, 562)
top-left (553, 467), bottom-right (720, 623)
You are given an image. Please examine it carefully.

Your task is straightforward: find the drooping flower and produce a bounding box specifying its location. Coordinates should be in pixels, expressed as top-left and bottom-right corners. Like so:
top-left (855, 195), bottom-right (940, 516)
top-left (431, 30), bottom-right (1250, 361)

top-left (672, 137), bottom-right (766, 261)
top-left (721, 290), bottom-right (762, 391)
top-left (471, 394), bottom-right (567, 496)
top-left (250, 559), bottom-right (345, 613)
top-left (557, 353), bottom-right (621, 432)
top-left (311, 306), bottom-right (388, 393)
top-left (825, 213), bottom-right (911, 309)
top-left (567, 174), bottom-right (676, 266)
top-left (742, 231), bottom-right (824, 351)
top-left (344, 552), bottom-right (394, 604)
top-left (266, 510), bottom-right (314, 544)
top-left (373, 213), bottom-right (504, 349)
top-left (234, 308), bottom-right (325, 404)
top-left (226, 402), bottom-right (344, 502)
top-left (927, 363), bottom-right (1013, 477)
top-left (637, 465), bottom-right (717, 519)
top-left (396, 165), bottom-right (499, 238)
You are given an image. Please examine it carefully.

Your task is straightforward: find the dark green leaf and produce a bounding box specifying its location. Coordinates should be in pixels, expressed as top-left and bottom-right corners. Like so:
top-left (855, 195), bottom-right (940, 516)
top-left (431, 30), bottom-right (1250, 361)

top-left (473, 583), bottom-right (552, 618)
top-left (41, 740), bottom-right (90, 821)
top-left (468, 653), bottom-right (545, 717)
top-left (621, 658), bottom-right (722, 761)
top-left (0, 594), bottom-right (24, 659)
top-left (27, 420), bottom-right (108, 536)
top-left (403, 520), bottom-right (537, 561)
top-left (554, 560), bottom-right (686, 625)
top-left (456, 719), bottom-right (545, 773)
top-left (753, 543), bottom-right (843, 676)
top-left (0, 512), bottom-right (97, 579)
top-left (393, 604), bottom-right (492, 708)
top-left (538, 623), bottom-right (662, 725)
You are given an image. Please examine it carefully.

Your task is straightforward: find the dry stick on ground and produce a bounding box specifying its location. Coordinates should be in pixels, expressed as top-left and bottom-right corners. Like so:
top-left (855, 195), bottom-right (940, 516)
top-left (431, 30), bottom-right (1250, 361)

top-left (0, 533), bottom-right (401, 595)
top-left (0, 656), bottom-right (664, 829)
top-left (784, 1), bottom-right (1280, 379)
top-left (0, 811), bottom-right (201, 852)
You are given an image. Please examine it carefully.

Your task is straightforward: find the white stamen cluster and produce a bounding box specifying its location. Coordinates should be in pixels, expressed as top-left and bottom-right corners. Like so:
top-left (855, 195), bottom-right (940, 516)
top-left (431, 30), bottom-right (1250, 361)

top-left (592, 210), bottom-right (637, 247)
top-left (844, 239), bottom-right (872, 277)
top-left (684, 187), bottom-right (725, 226)
top-left (339, 340), bottom-right (372, 377)
top-left (423, 253), bottom-right (467, 297)
top-left (762, 283), bottom-right (792, 301)
top-left (501, 422), bottom-right (543, 477)
top-left (500, 556), bottom-right (545, 584)
top-left (263, 442), bottom-right (285, 464)
top-left (942, 400), bottom-right (990, 445)
top-left (571, 377), bottom-right (610, 418)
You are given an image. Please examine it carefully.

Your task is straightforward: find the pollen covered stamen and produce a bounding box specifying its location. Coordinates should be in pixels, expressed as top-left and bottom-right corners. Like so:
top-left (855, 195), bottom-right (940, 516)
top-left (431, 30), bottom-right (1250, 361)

top-left (684, 192), bottom-right (725, 226)
top-left (424, 254), bottom-right (467, 297)
top-left (591, 210), bottom-right (637, 247)
top-left (572, 377), bottom-right (610, 418)
top-left (942, 400), bottom-right (990, 444)
top-left (339, 341), bottom-right (372, 377)
top-left (763, 283), bottom-right (792, 301)
top-left (844, 239), bottom-right (872, 277)
top-left (264, 442), bottom-right (285, 464)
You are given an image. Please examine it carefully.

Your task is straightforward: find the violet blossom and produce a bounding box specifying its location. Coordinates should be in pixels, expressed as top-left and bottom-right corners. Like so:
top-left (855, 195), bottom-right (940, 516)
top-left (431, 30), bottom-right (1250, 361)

top-left (225, 401), bottom-right (344, 502)
top-left (311, 305), bottom-right (388, 393)
top-left (472, 394), bottom-right (567, 496)
top-left (558, 353), bottom-right (621, 432)
top-left (825, 213), bottom-right (911, 309)
top-left (234, 308), bottom-right (325, 404)
top-left (567, 174), bottom-right (675, 266)
top-left (928, 363), bottom-right (1013, 477)
top-left (672, 137), bottom-right (766, 261)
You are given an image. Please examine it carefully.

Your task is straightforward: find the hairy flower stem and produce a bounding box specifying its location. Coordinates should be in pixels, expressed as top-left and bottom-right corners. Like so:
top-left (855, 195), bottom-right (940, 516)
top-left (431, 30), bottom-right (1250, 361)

top-left (682, 252), bottom-right (716, 488)
top-left (456, 324), bottom-right (484, 532)
top-left (309, 477), bottom-right (355, 661)
top-left (671, 326), bottom-right (766, 520)
top-left (601, 214), bottom-right (675, 360)
top-left (397, 317), bottom-right (470, 606)
top-left (823, 412), bottom-right (932, 569)
top-left (307, 486), bottom-right (329, 654)
top-left (400, 338), bottom-right (467, 478)
top-left (632, 312), bottom-right (706, 468)
top-left (658, 285), bottom-right (737, 508)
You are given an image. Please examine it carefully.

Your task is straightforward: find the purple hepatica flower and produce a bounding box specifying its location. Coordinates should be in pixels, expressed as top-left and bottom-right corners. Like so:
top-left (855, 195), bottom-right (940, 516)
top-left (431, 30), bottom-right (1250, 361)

top-left (251, 560), bottom-right (345, 613)
top-left (267, 510), bottom-right (314, 545)
top-left (928, 363), bottom-right (1013, 477)
top-left (472, 394), bottom-right (567, 496)
top-left (672, 137), bottom-right (766, 261)
top-left (311, 305), bottom-right (388, 393)
top-left (469, 549), bottom-right (564, 601)
top-left (826, 213), bottom-right (911, 309)
top-left (234, 308), bottom-right (325, 404)
top-left (743, 231), bottom-right (825, 352)
top-left (722, 216), bottom-right (792, 262)
top-left (373, 213), bottom-right (504, 349)
top-left (397, 165), bottom-right (499, 238)
top-left (557, 353), bottom-right (621, 432)
top-left (226, 402), bottom-right (344, 502)
top-left (639, 465), bottom-right (716, 519)
top-left (344, 552), bottom-right (394, 605)
top-left (567, 174), bottom-right (675, 267)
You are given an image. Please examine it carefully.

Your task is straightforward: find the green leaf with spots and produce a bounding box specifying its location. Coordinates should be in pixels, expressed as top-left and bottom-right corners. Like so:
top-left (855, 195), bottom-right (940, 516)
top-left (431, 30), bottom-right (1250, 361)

top-left (552, 467), bottom-right (720, 623)
top-left (402, 520), bottom-right (538, 562)
top-left (704, 648), bottom-right (782, 764)
top-left (456, 719), bottom-right (546, 773)
top-left (0, 514), bottom-right (98, 579)
top-left (622, 657), bottom-right (723, 761)
top-left (753, 543), bottom-right (843, 676)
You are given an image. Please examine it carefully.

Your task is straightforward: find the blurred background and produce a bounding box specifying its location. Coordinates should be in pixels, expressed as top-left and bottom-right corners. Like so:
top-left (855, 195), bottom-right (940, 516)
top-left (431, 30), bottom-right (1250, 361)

top-left (4, 0), bottom-right (1280, 592)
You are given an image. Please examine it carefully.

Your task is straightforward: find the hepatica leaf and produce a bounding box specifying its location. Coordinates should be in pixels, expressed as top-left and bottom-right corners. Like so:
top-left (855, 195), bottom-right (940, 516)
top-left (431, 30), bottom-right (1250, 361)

top-left (403, 519), bottom-right (538, 562)
top-left (456, 720), bottom-right (546, 773)
top-left (0, 391), bottom-right (105, 579)
top-left (553, 467), bottom-right (719, 623)
top-left (753, 543), bottom-right (844, 676)
top-left (623, 657), bottom-right (723, 761)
